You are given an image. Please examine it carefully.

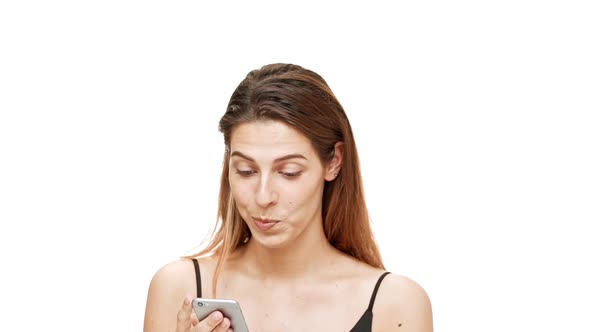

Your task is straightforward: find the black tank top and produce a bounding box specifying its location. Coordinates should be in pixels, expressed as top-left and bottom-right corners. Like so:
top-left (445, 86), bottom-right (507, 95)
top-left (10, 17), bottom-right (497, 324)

top-left (192, 259), bottom-right (390, 332)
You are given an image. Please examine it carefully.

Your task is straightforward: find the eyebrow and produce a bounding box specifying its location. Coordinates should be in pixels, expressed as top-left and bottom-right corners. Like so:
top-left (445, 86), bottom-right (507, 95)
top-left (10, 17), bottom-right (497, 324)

top-left (230, 151), bottom-right (308, 162)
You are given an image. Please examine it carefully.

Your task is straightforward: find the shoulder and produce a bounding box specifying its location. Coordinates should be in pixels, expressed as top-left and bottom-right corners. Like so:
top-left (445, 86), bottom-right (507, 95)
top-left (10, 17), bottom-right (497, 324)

top-left (372, 273), bottom-right (433, 332)
top-left (148, 258), bottom-right (197, 295)
top-left (144, 258), bottom-right (201, 331)
top-left (147, 256), bottom-right (220, 294)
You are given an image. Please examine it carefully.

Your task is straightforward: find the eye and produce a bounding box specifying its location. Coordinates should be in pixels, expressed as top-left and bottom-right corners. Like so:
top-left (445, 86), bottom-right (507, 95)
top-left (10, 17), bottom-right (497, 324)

top-left (280, 171), bottom-right (302, 178)
top-left (236, 169), bottom-right (256, 177)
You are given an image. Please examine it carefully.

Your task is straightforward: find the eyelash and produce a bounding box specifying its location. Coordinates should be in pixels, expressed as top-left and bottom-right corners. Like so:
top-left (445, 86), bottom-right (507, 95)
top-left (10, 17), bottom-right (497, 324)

top-left (280, 171), bottom-right (302, 178)
top-left (235, 170), bottom-right (302, 178)
top-left (236, 170), bottom-right (256, 177)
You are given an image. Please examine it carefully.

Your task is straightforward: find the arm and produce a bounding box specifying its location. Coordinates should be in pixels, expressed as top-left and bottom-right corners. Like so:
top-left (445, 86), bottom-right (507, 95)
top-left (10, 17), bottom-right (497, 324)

top-left (144, 260), bottom-right (191, 332)
top-left (373, 274), bottom-right (433, 332)
top-left (143, 259), bottom-right (231, 332)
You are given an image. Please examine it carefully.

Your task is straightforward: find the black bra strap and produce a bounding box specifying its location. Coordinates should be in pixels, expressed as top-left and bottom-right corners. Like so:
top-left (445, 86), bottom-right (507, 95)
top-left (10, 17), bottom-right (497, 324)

top-left (368, 272), bottom-right (391, 311)
top-left (192, 259), bottom-right (202, 298)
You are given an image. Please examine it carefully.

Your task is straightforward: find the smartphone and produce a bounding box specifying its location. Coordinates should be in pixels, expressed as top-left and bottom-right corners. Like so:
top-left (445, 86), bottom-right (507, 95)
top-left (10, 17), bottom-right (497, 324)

top-left (192, 298), bottom-right (249, 332)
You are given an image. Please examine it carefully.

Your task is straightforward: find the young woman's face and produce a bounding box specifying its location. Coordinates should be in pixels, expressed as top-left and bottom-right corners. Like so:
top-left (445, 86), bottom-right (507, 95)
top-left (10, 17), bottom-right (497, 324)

top-left (229, 120), bottom-right (333, 248)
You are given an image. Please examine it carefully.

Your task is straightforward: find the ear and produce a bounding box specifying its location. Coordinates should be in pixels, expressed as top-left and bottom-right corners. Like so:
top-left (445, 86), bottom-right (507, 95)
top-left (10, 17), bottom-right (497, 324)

top-left (324, 141), bottom-right (343, 182)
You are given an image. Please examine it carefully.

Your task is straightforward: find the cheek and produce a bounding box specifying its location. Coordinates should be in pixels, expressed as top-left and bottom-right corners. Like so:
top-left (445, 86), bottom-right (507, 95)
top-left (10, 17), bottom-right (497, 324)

top-left (229, 180), bottom-right (253, 207)
top-left (280, 179), bottom-right (323, 210)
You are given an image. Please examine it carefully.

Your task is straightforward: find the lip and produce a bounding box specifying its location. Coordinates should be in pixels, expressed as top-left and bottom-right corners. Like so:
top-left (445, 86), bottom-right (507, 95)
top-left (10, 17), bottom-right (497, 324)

top-left (252, 217), bottom-right (280, 231)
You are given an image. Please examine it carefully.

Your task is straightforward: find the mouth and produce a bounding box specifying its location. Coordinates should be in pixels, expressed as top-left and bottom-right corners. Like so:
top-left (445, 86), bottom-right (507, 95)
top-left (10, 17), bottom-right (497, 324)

top-left (252, 217), bottom-right (280, 231)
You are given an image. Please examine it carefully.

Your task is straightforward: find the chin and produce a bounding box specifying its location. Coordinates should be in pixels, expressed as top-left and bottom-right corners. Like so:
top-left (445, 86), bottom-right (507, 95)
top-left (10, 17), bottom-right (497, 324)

top-left (249, 233), bottom-right (292, 249)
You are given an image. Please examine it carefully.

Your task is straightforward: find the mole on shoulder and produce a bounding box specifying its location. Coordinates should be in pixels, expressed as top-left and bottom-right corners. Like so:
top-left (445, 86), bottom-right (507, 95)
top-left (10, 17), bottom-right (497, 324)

top-left (398, 323), bottom-right (402, 327)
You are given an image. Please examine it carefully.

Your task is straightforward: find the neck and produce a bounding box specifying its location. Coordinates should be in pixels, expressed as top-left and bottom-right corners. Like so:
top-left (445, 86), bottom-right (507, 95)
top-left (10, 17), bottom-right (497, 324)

top-left (240, 220), bottom-right (340, 280)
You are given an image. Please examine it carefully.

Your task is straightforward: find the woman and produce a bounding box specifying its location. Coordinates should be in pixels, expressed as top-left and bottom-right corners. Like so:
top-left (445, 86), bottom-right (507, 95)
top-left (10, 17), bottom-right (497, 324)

top-left (144, 63), bottom-right (433, 332)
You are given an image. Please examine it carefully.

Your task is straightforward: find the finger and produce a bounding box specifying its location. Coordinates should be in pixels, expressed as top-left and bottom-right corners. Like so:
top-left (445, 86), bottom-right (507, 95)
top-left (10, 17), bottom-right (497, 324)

top-left (211, 317), bottom-right (231, 332)
top-left (196, 311), bottom-right (223, 331)
top-left (177, 296), bottom-right (193, 328)
top-left (190, 312), bottom-right (198, 326)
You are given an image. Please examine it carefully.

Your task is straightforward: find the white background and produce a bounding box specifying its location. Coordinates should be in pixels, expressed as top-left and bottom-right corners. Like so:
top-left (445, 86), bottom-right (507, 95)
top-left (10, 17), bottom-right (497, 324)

top-left (1, 1), bottom-right (589, 331)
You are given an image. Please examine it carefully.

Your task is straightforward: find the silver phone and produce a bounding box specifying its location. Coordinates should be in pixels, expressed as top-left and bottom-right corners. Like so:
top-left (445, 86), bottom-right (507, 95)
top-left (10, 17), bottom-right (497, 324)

top-left (192, 298), bottom-right (249, 332)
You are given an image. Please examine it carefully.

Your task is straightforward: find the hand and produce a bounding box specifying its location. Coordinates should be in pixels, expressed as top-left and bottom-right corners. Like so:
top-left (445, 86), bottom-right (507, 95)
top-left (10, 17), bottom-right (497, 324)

top-left (176, 296), bottom-right (233, 332)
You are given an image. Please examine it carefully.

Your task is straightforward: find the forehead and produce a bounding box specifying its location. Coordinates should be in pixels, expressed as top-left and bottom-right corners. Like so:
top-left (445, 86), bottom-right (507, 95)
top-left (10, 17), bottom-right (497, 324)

top-left (230, 121), bottom-right (315, 159)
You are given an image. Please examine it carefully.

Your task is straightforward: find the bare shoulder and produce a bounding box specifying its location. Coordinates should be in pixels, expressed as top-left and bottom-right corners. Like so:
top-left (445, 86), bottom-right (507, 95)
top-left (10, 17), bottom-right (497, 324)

top-left (143, 258), bottom-right (199, 332)
top-left (148, 258), bottom-right (197, 295)
top-left (372, 273), bottom-right (433, 332)
top-left (145, 255), bottom-right (218, 302)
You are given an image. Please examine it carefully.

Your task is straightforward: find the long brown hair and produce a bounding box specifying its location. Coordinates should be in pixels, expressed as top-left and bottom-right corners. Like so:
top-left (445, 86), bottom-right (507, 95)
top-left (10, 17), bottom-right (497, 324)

top-left (190, 63), bottom-right (383, 296)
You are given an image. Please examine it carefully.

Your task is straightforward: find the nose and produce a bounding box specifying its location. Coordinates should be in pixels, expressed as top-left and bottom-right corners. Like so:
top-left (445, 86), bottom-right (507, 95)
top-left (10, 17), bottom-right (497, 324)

top-left (255, 175), bottom-right (278, 208)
